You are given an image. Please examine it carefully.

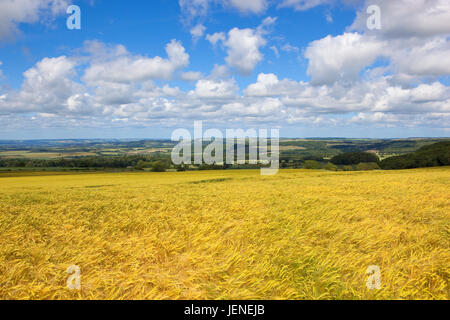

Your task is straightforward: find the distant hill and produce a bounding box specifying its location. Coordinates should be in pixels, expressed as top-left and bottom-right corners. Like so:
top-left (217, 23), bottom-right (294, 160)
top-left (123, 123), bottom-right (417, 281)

top-left (380, 141), bottom-right (450, 170)
top-left (330, 152), bottom-right (380, 165)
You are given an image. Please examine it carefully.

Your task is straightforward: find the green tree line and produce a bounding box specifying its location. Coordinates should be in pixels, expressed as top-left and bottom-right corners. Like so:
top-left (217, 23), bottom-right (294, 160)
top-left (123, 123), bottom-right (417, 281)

top-left (380, 141), bottom-right (450, 169)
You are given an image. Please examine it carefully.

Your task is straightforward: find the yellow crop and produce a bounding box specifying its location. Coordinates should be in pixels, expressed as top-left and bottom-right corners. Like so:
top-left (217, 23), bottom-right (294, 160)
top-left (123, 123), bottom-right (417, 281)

top-left (0, 168), bottom-right (449, 300)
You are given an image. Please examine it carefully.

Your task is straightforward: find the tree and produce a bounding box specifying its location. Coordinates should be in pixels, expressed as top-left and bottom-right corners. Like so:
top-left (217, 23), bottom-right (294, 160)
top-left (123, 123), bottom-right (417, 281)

top-left (151, 161), bottom-right (169, 172)
top-left (356, 162), bottom-right (380, 171)
top-left (304, 160), bottom-right (319, 169)
top-left (323, 162), bottom-right (338, 171)
top-left (380, 141), bottom-right (450, 169)
top-left (135, 160), bottom-right (150, 170)
top-left (331, 152), bottom-right (379, 165)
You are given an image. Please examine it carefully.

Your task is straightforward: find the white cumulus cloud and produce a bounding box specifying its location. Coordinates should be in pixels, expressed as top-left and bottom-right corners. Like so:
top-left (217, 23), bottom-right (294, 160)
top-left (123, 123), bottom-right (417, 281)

top-left (305, 33), bottom-right (385, 85)
top-left (206, 32), bottom-right (226, 46)
top-left (190, 23), bottom-right (206, 42)
top-left (191, 78), bottom-right (238, 99)
top-left (181, 71), bottom-right (203, 81)
top-left (83, 40), bottom-right (189, 84)
top-left (224, 27), bottom-right (267, 75)
top-left (350, 0), bottom-right (450, 39)
top-left (278, 0), bottom-right (333, 11)
top-left (0, 0), bottom-right (70, 40)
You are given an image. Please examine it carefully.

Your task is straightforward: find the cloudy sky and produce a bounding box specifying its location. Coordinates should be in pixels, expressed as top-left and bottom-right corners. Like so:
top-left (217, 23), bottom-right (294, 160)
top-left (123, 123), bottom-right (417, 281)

top-left (0, 0), bottom-right (449, 139)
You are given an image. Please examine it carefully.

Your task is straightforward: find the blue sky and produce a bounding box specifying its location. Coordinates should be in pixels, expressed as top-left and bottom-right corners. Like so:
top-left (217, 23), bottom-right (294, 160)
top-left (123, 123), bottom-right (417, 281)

top-left (1, 1), bottom-right (356, 87)
top-left (0, 0), bottom-right (449, 139)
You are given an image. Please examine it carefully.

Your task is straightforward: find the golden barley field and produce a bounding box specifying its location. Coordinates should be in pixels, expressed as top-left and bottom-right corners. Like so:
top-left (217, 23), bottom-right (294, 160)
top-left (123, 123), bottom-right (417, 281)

top-left (0, 168), bottom-right (449, 300)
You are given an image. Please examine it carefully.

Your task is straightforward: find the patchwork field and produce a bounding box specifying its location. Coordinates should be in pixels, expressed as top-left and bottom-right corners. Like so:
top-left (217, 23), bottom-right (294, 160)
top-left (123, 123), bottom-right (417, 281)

top-left (0, 168), bottom-right (448, 300)
top-left (0, 151), bottom-right (97, 159)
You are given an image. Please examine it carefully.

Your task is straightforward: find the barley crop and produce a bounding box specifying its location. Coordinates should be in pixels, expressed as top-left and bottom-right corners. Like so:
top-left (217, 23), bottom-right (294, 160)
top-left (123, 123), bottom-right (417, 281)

top-left (0, 168), bottom-right (448, 299)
